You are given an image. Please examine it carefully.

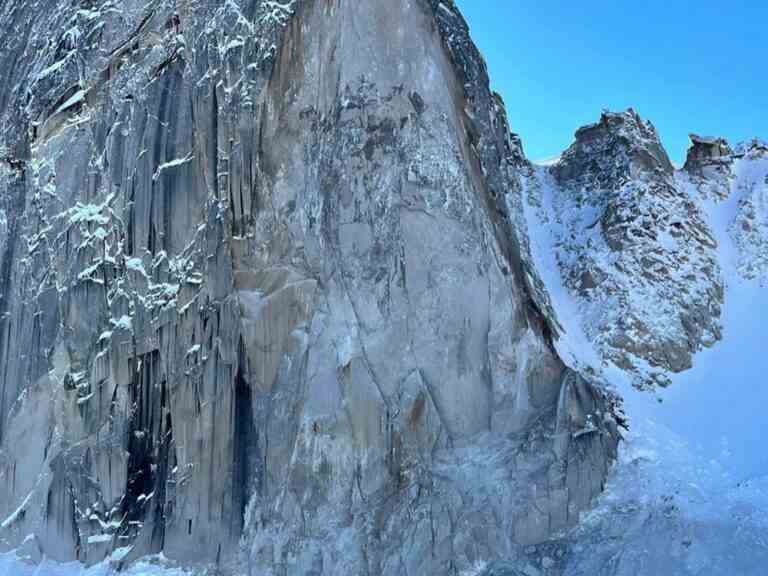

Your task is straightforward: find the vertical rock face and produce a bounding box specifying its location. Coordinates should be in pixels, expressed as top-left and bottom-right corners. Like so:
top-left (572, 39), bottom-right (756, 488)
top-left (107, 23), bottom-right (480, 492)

top-left (0, 0), bottom-right (621, 572)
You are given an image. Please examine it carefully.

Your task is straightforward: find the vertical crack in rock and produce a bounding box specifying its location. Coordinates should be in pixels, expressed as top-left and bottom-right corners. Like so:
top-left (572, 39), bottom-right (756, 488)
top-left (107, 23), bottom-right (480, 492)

top-left (122, 351), bottom-right (174, 555)
top-left (232, 354), bottom-right (258, 536)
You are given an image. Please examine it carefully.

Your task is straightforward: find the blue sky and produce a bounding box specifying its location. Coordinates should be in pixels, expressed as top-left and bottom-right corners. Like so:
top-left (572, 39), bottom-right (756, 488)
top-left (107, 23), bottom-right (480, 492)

top-left (455, 0), bottom-right (767, 164)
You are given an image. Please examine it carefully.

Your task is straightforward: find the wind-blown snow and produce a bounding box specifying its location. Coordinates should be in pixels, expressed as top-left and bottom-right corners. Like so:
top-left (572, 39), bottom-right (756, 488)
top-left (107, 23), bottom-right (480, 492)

top-left (563, 419), bottom-right (768, 575)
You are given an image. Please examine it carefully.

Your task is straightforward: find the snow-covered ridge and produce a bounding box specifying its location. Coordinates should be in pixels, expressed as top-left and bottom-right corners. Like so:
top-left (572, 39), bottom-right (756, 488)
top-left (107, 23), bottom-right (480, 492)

top-left (523, 110), bottom-right (726, 387)
top-left (519, 108), bottom-right (768, 575)
top-left (522, 109), bottom-right (767, 386)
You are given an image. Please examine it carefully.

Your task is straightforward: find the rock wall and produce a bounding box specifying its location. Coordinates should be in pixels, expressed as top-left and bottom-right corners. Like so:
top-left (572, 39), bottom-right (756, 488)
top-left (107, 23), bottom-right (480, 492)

top-left (0, 1), bottom-right (620, 573)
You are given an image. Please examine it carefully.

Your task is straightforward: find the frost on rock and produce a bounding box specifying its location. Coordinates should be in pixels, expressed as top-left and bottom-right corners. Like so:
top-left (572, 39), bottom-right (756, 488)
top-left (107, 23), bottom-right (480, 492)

top-left (257, 0), bottom-right (296, 27)
top-left (0, 0), bottom-right (621, 571)
top-left (525, 109), bottom-right (724, 387)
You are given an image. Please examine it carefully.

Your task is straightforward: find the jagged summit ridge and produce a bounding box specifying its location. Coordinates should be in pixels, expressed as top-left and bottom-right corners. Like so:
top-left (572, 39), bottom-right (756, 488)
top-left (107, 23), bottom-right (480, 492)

top-left (559, 108), bottom-right (675, 179)
top-left (524, 107), bottom-right (766, 387)
top-left (527, 109), bottom-right (723, 385)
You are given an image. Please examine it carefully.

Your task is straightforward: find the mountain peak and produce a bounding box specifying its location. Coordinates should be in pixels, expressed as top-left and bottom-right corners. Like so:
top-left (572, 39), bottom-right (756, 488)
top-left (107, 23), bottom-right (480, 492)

top-left (533, 108), bottom-right (724, 385)
top-left (554, 108), bottom-right (674, 186)
top-left (576, 108), bottom-right (657, 143)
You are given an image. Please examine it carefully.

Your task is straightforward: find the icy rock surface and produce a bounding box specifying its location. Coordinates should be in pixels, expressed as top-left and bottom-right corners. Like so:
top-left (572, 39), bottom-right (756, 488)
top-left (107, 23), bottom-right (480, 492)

top-left (0, 0), bottom-right (619, 573)
top-left (524, 110), bottom-right (725, 386)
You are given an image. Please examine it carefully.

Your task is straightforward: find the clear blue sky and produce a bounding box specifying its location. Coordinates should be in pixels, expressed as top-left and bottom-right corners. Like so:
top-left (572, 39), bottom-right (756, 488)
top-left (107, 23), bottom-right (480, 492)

top-left (455, 0), bottom-right (767, 164)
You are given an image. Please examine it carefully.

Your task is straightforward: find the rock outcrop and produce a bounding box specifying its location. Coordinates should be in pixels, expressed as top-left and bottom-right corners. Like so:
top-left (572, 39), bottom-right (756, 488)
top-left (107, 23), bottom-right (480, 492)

top-left (683, 134), bottom-right (735, 200)
top-left (0, 1), bottom-right (621, 574)
top-left (522, 109), bottom-right (768, 390)
top-left (526, 110), bottom-right (724, 386)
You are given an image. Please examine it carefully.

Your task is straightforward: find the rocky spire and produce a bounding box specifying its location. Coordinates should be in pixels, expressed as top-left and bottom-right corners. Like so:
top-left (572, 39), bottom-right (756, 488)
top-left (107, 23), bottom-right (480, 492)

top-left (682, 134), bottom-right (735, 200)
top-left (554, 108), bottom-right (675, 186)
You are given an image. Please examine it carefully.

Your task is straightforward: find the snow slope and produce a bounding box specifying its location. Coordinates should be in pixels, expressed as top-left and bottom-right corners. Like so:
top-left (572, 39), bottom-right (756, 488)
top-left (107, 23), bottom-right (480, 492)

top-left (0, 553), bottom-right (191, 576)
top-left (651, 149), bottom-right (768, 480)
top-left (521, 144), bottom-right (768, 574)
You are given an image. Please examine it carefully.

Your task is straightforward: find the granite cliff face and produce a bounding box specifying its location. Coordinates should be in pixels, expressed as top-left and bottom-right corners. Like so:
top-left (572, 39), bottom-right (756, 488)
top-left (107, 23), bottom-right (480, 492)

top-left (0, 1), bottom-right (621, 574)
